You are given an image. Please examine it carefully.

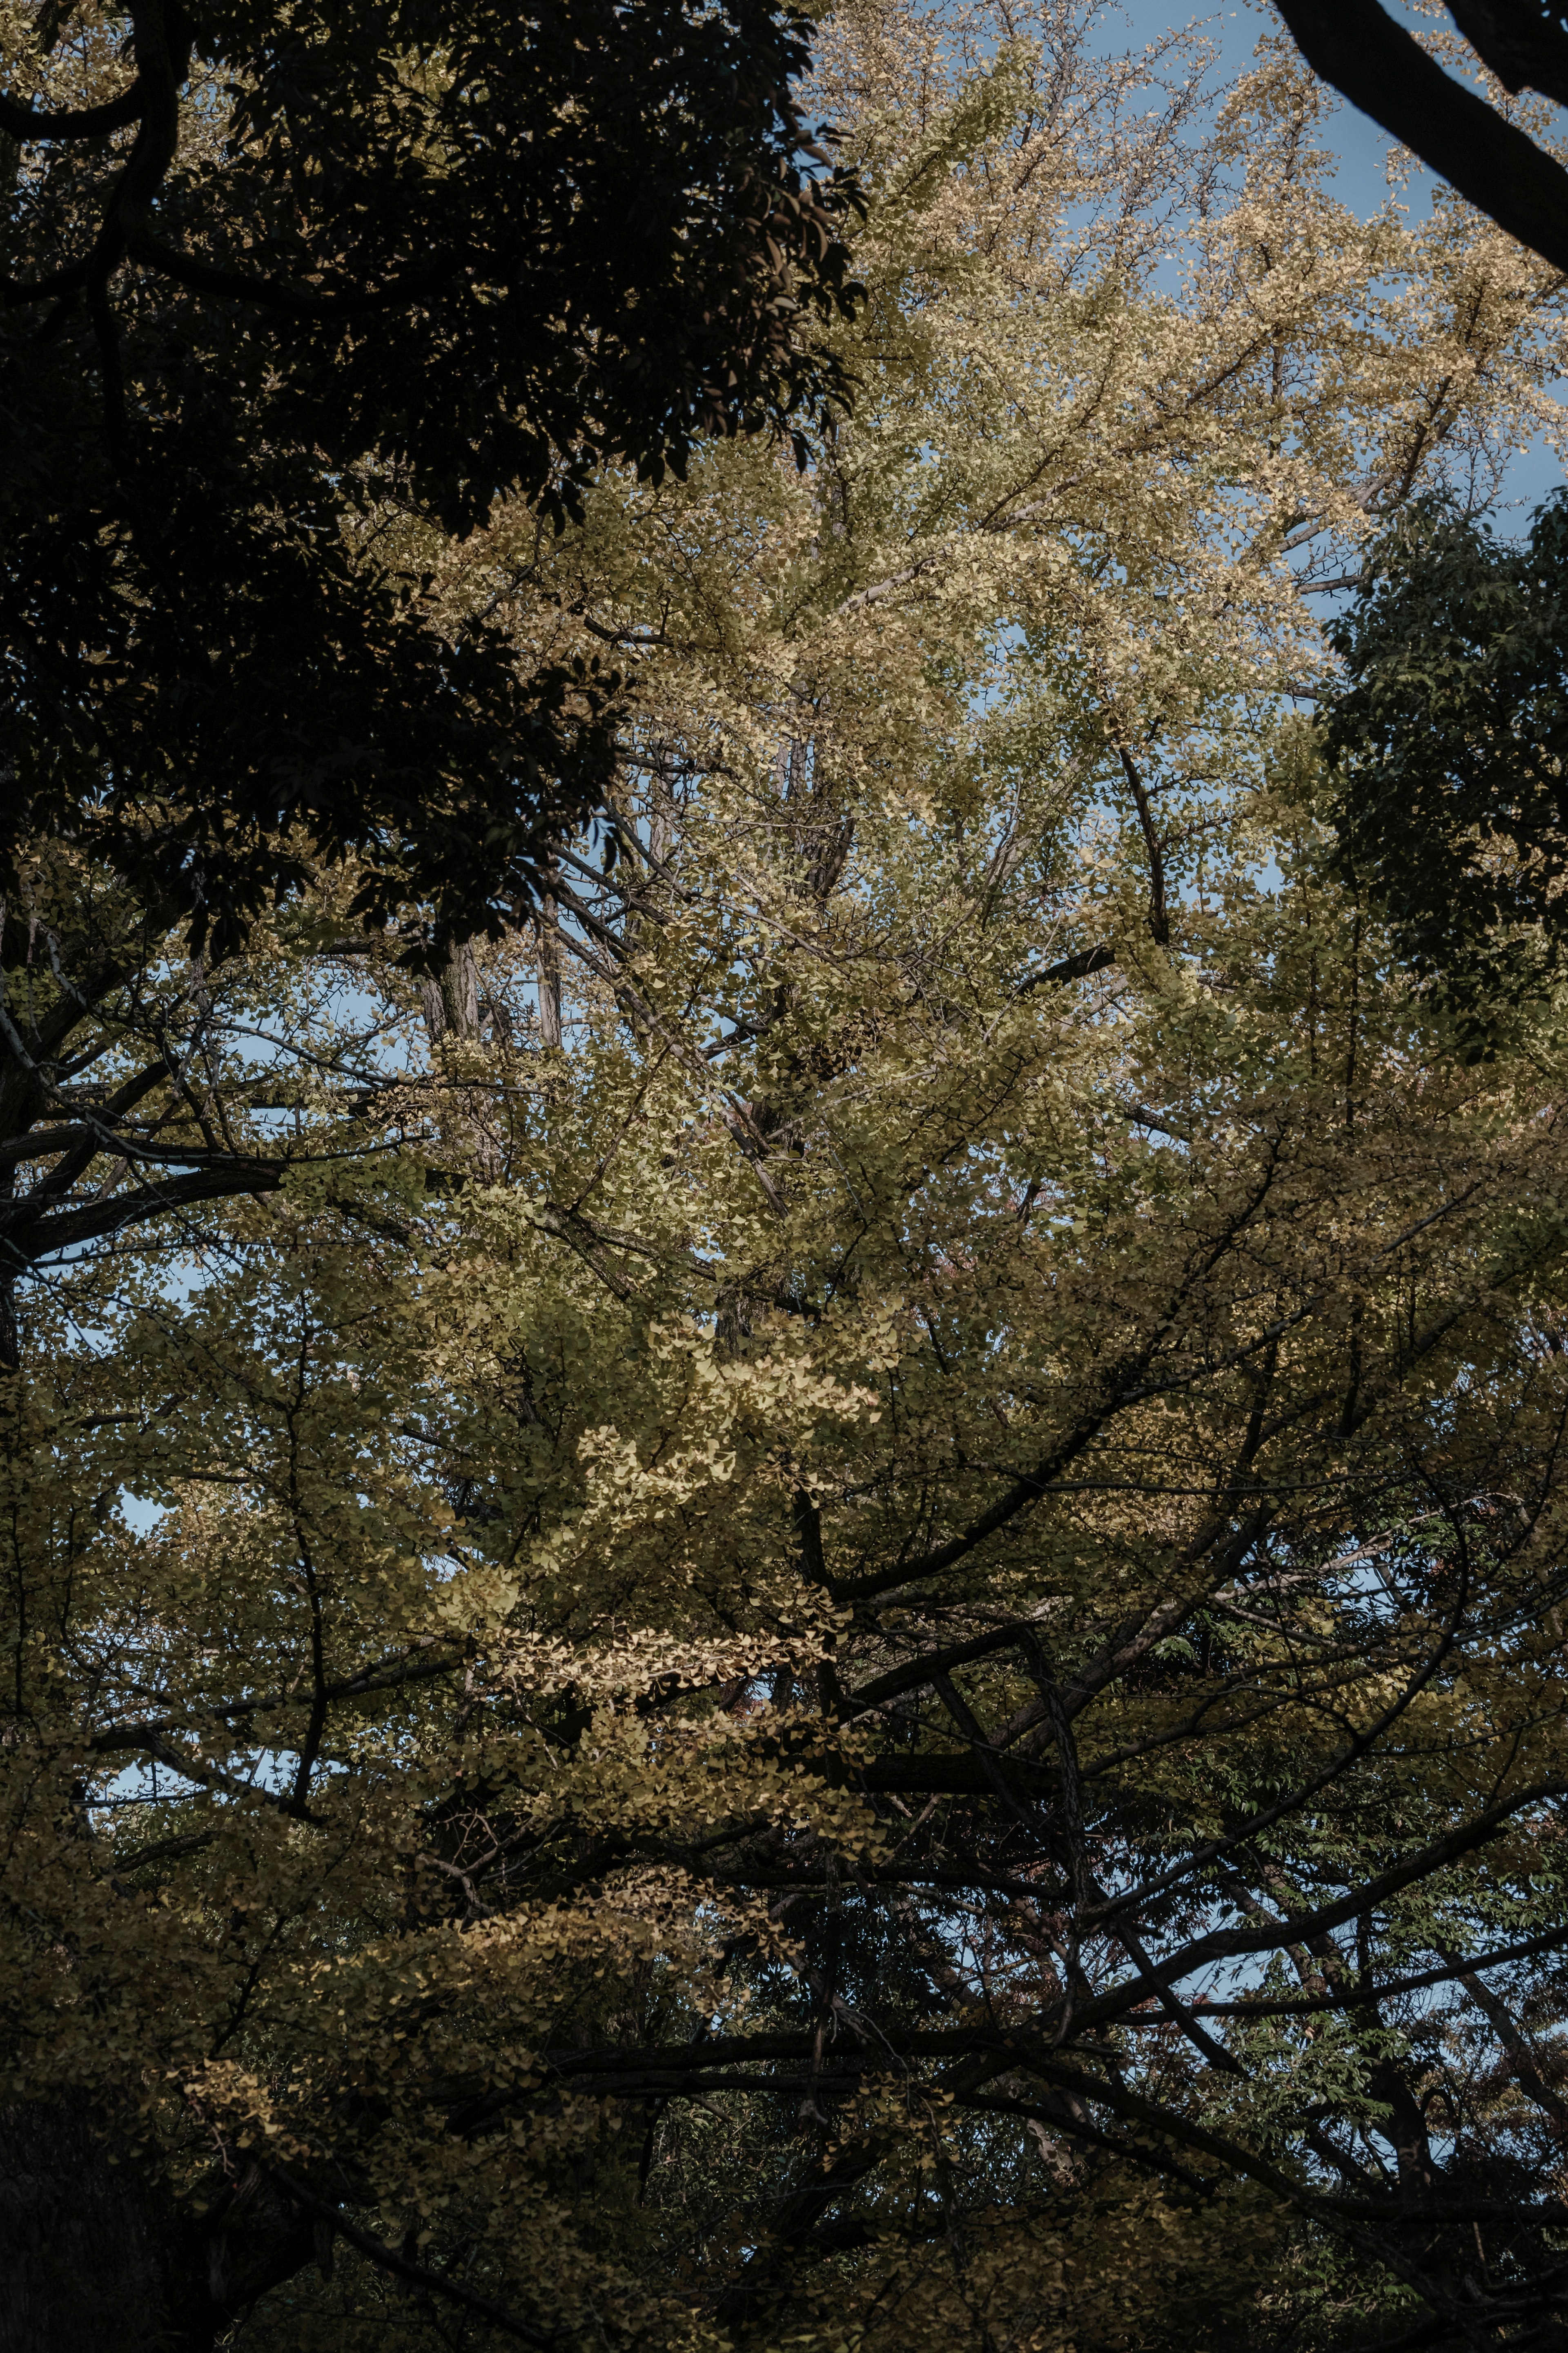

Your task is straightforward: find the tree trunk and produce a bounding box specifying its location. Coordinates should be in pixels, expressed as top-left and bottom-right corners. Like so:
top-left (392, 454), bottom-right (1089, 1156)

top-left (535, 902), bottom-right (562, 1049)
top-left (0, 2103), bottom-right (175, 2352)
top-left (0, 2105), bottom-right (319, 2353)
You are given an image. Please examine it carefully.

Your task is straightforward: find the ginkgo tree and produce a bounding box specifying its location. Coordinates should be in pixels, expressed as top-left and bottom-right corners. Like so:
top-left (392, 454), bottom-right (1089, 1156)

top-left (4, 5), bottom-right (1568, 2351)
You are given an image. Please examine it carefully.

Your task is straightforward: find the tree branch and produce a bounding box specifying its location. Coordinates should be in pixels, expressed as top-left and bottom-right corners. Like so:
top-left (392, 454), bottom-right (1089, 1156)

top-left (1272, 0), bottom-right (1568, 275)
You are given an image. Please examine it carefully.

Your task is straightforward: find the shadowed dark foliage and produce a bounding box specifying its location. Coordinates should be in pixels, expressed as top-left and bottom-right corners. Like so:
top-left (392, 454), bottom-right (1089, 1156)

top-left (1322, 493), bottom-right (1568, 1017)
top-left (0, 0), bottom-right (862, 954)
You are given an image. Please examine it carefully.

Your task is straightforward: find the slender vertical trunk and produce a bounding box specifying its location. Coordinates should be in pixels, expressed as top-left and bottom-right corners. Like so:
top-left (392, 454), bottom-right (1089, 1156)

top-left (536, 901), bottom-right (562, 1050)
top-left (0, 1146), bottom-right (18, 1375)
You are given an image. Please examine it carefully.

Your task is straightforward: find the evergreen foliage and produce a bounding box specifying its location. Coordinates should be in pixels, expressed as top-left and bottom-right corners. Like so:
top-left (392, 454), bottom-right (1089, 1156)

top-left (0, 0), bottom-right (861, 952)
top-left (1325, 493), bottom-right (1568, 1016)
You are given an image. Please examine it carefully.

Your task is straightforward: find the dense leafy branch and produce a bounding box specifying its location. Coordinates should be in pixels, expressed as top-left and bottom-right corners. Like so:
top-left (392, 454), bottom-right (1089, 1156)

top-left (1, 0), bottom-right (862, 951)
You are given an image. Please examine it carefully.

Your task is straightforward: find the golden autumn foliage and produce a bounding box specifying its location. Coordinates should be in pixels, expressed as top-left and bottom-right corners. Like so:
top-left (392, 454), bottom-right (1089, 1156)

top-left (3, 5), bottom-right (1568, 2351)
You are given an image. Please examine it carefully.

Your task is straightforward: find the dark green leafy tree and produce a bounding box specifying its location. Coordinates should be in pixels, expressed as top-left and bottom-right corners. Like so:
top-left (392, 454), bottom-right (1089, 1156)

top-left (0, 0), bottom-right (862, 953)
top-left (1322, 493), bottom-right (1568, 1014)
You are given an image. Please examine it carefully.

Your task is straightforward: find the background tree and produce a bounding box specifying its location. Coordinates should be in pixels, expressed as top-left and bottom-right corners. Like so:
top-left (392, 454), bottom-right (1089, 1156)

top-left (5, 6), bottom-right (1568, 2350)
top-left (1321, 490), bottom-right (1568, 1029)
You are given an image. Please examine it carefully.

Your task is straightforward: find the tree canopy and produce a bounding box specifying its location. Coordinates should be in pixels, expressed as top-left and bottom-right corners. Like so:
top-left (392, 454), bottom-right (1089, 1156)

top-left (0, 0), bottom-right (861, 952)
top-left (4, 7), bottom-right (1568, 2352)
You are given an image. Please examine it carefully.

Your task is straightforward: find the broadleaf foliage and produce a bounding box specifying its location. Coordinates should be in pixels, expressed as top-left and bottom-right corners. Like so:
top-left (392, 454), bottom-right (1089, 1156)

top-left (4, 6), bottom-right (1568, 2350)
top-left (0, 0), bottom-right (862, 952)
top-left (1324, 491), bottom-right (1568, 1016)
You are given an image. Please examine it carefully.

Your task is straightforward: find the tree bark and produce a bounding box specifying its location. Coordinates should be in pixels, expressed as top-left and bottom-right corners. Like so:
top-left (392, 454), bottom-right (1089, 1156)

top-left (0, 2103), bottom-right (175, 2353)
top-left (0, 2105), bottom-right (319, 2353)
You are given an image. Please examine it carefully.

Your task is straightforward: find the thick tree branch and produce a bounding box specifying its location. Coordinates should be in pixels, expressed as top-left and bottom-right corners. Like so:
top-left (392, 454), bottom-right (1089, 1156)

top-left (1272, 0), bottom-right (1568, 274)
